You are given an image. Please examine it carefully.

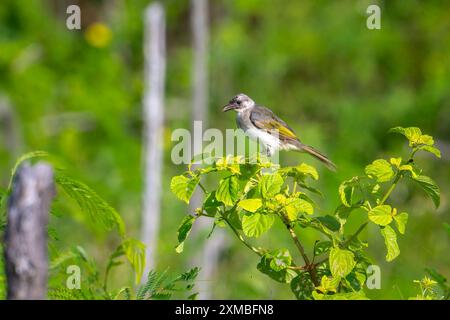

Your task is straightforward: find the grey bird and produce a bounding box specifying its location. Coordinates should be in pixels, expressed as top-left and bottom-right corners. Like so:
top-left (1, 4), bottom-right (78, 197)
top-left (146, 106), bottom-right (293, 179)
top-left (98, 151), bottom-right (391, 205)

top-left (222, 93), bottom-right (336, 171)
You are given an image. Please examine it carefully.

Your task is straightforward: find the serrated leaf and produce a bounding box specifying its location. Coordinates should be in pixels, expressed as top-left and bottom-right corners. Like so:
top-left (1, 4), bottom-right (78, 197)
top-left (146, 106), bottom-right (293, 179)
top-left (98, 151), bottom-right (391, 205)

top-left (329, 248), bottom-right (356, 278)
top-left (170, 175), bottom-right (199, 204)
top-left (175, 215), bottom-right (196, 253)
top-left (380, 225), bottom-right (400, 261)
top-left (393, 212), bottom-right (408, 234)
top-left (259, 173), bottom-right (284, 198)
top-left (365, 159), bottom-right (394, 182)
top-left (216, 175), bottom-right (239, 206)
top-left (242, 212), bottom-right (275, 237)
top-left (238, 199), bottom-right (262, 213)
top-left (411, 175), bottom-right (440, 208)
top-left (368, 205), bottom-right (393, 226)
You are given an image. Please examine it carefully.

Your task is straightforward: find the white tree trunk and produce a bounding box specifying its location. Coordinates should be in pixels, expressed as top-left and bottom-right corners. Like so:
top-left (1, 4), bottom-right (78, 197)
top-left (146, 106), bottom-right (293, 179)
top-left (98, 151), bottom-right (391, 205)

top-left (141, 2), bottom-right (166, 277)
top-left (5, 163), bottom-right (55, 299)
top-left (189, 0), bottom-right (227, 300)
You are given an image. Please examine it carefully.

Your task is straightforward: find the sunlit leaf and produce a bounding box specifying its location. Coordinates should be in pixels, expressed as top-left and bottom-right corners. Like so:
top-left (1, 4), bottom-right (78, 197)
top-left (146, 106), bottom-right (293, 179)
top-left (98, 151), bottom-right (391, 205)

top-left (368, 205), bottom-right (393, 226)
top-left (242, 212), bottom-right (275, 237)
top-left (329, 248), bottom-right (356, 278)
top-left (170, 175), bottom-right (199, 204)
top-left (216, 175), bottom-right (239, 206)
top-left (365, 159), bottom-right (394, 182)
top-left (380, 225), bottom-right (400, 262)
top-left (238, 199), bottom-right (262, 213)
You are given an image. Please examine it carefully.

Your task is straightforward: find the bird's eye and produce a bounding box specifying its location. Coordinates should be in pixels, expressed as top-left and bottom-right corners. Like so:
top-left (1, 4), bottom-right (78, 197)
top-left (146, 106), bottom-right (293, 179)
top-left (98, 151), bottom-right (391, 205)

top-left (237, 100), bottom-right (241, 105)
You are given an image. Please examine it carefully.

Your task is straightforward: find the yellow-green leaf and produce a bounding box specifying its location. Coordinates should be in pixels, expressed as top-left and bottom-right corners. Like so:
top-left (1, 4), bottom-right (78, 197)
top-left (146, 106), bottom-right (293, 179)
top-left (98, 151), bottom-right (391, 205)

top-left (238, 199), bottom-right (262, 213)
top-left (368, 205), bottom-right (393, 226)
top-left (242, 212), bottom-right (275, 238)
top-left (216, 175), bottom-right (239, 206)
top-left (380, 225), bottom-right (400, 261)
top-left (329, 248), bottom-right (356, 278)
top-left (365, 159), bottom-right (394, 182)
top-left (393, 212), bottom-right (408, 234)
top-left (170, 175), bottom-right (199, 204)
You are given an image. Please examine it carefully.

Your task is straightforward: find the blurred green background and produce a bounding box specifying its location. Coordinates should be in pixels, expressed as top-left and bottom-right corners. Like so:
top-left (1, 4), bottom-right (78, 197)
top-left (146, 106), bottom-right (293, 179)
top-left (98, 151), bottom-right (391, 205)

top-left (0, 0), bottom-right (448, 299)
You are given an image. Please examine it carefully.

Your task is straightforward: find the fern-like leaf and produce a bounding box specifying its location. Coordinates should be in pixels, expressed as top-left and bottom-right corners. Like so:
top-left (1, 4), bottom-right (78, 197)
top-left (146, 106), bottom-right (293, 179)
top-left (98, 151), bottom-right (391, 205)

top-left (55, 171), bottom-right (125, 236)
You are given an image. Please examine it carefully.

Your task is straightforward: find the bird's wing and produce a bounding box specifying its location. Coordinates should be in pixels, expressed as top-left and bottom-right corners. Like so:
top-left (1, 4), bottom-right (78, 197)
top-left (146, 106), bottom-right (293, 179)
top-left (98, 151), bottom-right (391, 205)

top-left (250, 106), bottom-right (300, 144)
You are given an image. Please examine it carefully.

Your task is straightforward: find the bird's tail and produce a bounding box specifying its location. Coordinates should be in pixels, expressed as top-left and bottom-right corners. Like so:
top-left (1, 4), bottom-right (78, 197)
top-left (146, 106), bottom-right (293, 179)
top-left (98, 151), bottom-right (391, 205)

top-left (298, 144), bottom-right (337, 171)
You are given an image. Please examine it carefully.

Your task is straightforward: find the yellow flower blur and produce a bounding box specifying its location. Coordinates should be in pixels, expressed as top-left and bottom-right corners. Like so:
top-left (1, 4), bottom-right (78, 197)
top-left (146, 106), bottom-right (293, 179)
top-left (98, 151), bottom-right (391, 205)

top-left (84, 22), bottom-right (112, 48)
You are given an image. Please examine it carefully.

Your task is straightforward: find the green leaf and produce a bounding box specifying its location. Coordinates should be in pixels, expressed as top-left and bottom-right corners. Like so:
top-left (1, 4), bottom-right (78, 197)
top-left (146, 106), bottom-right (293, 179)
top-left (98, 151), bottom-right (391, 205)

top-left (314, 241), bottom-right (333, 256)
top-left (175, 215), bottom-right (196, 253)
top-left (290, 272), bottom-right (314, 300)
top-left (393, 212), bottom-right (408, 234)
top-left (242, 212), bottom-right (275, 237)
top-left (203, 191), bottom-right (222, 215)
top-left (294, 163), bottom-right (319, 180)
top-left (285, 198), bottom-right (314, 220)
top-left (238, 199), bottom-right (262, 213)
top-left (216, 175), bottom-right (239, 206)
top-left (170, 175), bottom-right (199, 204)
top-left (316, 215), bottom-right (340, 232)
top-left (390, 127), bottom-right (437, 148)
top-left (380, 225), bottom-right (400, 262)
top-left (411, 175), bottom-right (440, 208)
top-left (418, 145), bottom-right (441, 158)
top-left (55, 172), bottom-right (126, 236)
top-left (365, 159), bottom-right (394, 182)
top-left (368, 205), bottom-right (393, 226)
top-left (338, 177), bottom-right (358, 207)
top-left (267, 249), bottom-right (292, 271)
top-left (122, 238), bottom-right (146, 284)
top-left (390, 127), bottom-right (422, 145)
top-left (257, 254), bottom-right (297, 283)
top-left (314, 291), bottom-right (369, 300)
top-left (329, 248), bottom-right (356, 278)
top-left (259, 173), bottom-right (284, 199)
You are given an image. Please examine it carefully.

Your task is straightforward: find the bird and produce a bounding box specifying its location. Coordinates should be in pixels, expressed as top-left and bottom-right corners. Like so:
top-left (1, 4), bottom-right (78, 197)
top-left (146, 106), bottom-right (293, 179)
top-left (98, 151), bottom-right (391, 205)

top-left (222, 93), bottom-right (336, 171)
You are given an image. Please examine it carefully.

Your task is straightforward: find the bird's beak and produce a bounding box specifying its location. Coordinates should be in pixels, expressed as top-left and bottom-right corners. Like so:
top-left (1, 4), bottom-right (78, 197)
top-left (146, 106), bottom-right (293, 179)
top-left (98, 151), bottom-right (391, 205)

top-left (222, 103), bottom-right (235, 112)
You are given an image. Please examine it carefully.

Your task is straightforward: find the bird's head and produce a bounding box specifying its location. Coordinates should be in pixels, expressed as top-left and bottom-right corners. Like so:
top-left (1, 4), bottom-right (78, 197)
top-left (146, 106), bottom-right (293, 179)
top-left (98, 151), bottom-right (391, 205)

top-left (222, 93), bottom-right (255, 112)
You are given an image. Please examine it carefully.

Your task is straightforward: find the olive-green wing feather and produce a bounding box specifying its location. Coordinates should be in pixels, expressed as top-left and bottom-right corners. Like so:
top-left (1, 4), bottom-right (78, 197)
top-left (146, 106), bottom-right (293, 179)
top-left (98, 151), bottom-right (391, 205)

top-left (250, 106), bottom-right (300, 143)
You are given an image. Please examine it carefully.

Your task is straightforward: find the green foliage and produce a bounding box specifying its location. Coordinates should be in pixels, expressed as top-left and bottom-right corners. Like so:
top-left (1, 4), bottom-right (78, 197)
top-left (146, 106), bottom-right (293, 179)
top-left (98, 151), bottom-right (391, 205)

top-left (171, 127), bottom-right (442, 299)
top-left (134, 267), bottom-right (199, 300)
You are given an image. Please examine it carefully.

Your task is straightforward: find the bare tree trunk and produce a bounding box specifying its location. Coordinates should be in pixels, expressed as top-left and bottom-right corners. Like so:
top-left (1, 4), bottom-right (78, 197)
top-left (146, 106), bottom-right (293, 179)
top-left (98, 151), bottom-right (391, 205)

top-left (4, 163), bottom-right (55, 300)
top-left (141, 2), bottom-right (166, 277)
top-left (189, 0), bottom-right (227, 300)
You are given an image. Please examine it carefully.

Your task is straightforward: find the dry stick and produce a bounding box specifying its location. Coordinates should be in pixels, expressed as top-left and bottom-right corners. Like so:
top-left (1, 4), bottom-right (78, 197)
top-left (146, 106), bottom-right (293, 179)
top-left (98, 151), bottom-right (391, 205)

top-left (4, 163), bottom-right (55, 300)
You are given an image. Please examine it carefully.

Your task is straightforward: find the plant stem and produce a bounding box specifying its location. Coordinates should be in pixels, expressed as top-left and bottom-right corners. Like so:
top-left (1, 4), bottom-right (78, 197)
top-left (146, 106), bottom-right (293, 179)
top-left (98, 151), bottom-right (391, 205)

top-left (343, 221), bottom-right (368, 247)
top-left (198, 181), bottom-right (207, 193)
top-left (221, 213), bottom-right (262, 256)
top-left (380, 174), bottom-right (401, 205)
top-left (280, 214), bottom-right (319, 286)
